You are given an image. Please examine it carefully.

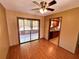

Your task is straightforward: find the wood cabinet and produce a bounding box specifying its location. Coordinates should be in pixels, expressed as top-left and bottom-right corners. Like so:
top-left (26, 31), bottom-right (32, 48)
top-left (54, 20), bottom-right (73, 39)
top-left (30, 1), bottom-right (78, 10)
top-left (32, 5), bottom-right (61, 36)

top-left (49, 31), bottom-right (60, 39)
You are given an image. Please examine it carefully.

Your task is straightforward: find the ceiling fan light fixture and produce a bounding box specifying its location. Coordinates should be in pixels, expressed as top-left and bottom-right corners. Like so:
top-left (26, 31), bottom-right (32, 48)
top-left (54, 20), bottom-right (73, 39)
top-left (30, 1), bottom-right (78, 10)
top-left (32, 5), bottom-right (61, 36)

top-left (32, 0), bottom-right (56, 14)
top-left (40, 8), bottom-right (47, 14)
top-left (44, 9), bottom-right (47, 12)
top-left (40, 8), bottom-right (44, 14)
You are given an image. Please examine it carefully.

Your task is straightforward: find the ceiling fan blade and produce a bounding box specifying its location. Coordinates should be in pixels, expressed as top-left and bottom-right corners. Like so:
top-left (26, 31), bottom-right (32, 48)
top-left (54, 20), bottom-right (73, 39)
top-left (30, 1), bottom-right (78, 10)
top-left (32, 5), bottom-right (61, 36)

top-left (48, 0), bottom-right (56, 6)
top-left (46, 8), bottom-right (54, 11)
top-left (36, 10), bottom-right (40, 13)
top-left (32, 1), bottom-right (40, 6)
top-left (32, 8), bottom-right (40, 10)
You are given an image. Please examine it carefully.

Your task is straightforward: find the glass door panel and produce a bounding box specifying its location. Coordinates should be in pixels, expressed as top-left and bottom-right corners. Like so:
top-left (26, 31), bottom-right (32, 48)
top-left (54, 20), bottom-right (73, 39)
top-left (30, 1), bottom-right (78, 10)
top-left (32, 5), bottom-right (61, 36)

top-left (31, 20), bottom-right (39, 40)
top-left (23, 20), bottom-right (31, 42)
top-left (19, 19), bottom-right (25, 43)
top-left (19, 19), bottom-right (31, 43)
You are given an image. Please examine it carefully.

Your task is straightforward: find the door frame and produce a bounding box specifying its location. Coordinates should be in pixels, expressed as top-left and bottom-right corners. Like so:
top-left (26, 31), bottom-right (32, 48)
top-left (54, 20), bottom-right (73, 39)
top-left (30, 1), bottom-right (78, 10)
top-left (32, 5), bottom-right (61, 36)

top-left (17, 17), bottom-right (40, 44)
top-left (48, 17), bottom-right (62, 46)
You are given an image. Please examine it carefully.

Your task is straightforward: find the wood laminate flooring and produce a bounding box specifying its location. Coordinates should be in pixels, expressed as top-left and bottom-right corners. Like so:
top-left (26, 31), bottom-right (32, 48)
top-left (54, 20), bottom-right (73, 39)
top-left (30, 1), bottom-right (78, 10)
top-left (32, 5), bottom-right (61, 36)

top-left (50, 37), bottom-right (59, 46)
top-left (7, 39), bottom-right (79, 59)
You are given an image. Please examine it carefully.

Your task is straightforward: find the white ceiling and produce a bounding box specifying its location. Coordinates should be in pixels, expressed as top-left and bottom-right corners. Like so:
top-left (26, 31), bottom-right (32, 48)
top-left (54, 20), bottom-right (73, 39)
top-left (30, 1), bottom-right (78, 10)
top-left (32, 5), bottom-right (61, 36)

top-left (0, 0), bottom-right (79, 16)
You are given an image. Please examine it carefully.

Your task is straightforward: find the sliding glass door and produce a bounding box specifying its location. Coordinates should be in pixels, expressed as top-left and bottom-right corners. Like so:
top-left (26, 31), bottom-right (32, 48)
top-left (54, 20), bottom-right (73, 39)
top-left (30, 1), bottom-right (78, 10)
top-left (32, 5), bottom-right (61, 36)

top-left (18, 18), bottom-right (40, 44)
top-left (18, 19), bottom-right (31, 43)
top-left (31, 21), bottom-right (39, 40)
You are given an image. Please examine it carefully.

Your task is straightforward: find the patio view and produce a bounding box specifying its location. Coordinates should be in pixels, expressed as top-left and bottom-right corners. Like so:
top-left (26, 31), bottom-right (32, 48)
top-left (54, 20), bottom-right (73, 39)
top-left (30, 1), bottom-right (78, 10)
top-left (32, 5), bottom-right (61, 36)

top-left (18, 19), bottom-right (39, 43)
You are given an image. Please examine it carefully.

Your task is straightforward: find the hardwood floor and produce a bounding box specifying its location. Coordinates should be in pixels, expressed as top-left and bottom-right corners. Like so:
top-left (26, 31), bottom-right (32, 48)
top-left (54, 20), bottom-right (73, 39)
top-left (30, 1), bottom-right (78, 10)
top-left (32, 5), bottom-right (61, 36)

top-left (7, 39), bottom-right (79, 59)
top-left (50, 37), bottom-right (59, 46)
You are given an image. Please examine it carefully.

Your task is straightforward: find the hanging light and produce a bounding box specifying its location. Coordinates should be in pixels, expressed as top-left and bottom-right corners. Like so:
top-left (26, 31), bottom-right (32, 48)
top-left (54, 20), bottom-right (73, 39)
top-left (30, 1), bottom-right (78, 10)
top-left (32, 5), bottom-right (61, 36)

top-left (40, 8), bottom-right (47, 14)
top-left (44, 8), bottom-right (47, 12)
top-left (40, 8), bottom-right (44, 14)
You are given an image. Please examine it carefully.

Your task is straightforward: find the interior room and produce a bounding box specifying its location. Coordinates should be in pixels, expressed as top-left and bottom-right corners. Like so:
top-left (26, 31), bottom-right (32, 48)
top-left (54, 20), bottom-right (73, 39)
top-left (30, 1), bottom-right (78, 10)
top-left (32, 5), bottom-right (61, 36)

top-left (49, 17), bottom-right (62, 46)
top-left (0, 0), bottom-right (79, 59)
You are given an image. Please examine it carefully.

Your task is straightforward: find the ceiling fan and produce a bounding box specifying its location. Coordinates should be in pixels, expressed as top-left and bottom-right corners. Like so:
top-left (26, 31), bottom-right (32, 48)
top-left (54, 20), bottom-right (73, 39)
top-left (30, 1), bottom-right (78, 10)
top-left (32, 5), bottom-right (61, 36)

top-left (32, 0), bottom-right (57, 14)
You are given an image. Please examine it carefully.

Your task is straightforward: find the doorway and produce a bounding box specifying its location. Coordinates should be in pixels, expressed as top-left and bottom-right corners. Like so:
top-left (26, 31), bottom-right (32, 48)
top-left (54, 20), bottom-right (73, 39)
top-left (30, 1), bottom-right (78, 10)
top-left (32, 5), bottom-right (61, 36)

top-left (49, 17), bottom-right (62, 46)
top-left (17, 18), bottom-right (40, 44)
